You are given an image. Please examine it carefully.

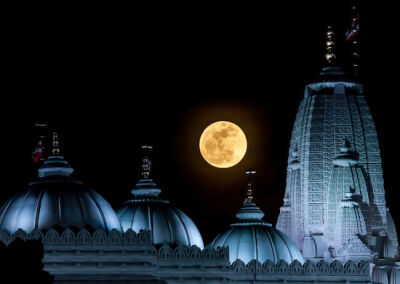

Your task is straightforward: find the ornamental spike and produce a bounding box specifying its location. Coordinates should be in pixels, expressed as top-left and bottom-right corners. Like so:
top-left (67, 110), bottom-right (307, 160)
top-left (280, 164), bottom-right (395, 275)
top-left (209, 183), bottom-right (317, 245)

top-left (325, 25), bottom-right (336, 64)
top-left (245, 168), bottom-right (256, 203)
top-left (51, 131), bottom-right (61, 156)
top-left (141, 145), bottom-right (153, 179)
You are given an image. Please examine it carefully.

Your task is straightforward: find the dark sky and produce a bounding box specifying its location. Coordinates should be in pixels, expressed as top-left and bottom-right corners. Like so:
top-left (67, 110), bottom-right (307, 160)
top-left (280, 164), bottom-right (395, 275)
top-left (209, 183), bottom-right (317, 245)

top-left (1, 2), bottom-right (399, 244)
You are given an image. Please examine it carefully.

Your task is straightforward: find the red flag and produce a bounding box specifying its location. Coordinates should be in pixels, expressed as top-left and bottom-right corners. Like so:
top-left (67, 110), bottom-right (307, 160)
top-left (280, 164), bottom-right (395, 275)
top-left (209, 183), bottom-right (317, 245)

top-left (346, 16), bottom-right (359, 42)
top-left (32, 137), bottom-right (43, 163)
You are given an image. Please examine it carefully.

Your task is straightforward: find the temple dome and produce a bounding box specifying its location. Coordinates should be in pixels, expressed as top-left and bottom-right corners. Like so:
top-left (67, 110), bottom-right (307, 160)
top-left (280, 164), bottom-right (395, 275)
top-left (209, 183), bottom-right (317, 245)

top-left (0, 147), bottom-right (122, 233)
top-left (208, 201), bottom-right (304, 264)
top-left (209, 171), bottom-right (304, 264)
top-left (117, 148), bottom-right (204, 248)
top-left (118, 179), bottom-right (204, 249)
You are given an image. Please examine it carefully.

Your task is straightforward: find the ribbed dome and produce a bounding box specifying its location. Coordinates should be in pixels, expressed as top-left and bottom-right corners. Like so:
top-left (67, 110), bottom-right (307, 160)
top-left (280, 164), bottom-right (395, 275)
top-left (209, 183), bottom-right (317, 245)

top-left (0, 155), bottom-right (122, 233)
top-left (117, 178), bottom-right (204, 249)
top-left (209, 221), bottom-right (305, 264)
top-left (208, 184), bottom-right (304, 264)
top-left (117, 150), bottom-right (203, 248)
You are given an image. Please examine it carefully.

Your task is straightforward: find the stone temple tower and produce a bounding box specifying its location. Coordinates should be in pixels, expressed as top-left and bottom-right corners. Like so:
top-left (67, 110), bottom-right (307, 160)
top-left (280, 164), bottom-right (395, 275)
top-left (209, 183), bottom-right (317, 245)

top-left (276, 27), bottom-right (398, 262)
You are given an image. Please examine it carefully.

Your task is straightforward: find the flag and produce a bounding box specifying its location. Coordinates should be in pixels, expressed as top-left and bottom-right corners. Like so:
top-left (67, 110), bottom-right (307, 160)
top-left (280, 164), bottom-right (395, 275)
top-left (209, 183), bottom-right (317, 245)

top-left (346, 16), bottom-right (359, 42)
top-left (32, 137), bottom-right (44, 163)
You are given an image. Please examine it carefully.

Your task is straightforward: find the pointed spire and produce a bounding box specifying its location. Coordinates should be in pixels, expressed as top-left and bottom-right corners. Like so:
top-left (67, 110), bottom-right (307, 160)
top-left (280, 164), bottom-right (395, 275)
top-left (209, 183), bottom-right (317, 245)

top-left (244, 168), bottom-right (256, 204)
top-left (235, 169), bottom-right (265, 222)
top-left (141, 145), bottom-right (153, 179)
top-left (51, 131), bottom-right (61, 156)
top-left (325, 25), bottom-right (336, 64)
top-left (38, 131), bottom-right (73, 178)
top-left (130, 145), bottom-right (161, 198)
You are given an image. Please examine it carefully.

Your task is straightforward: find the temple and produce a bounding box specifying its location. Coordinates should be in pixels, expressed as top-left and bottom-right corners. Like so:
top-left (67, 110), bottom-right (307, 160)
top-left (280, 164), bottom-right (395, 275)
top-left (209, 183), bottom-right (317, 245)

top-left (0, 136), bottom-right (374, 283)
top-left (276, 27), bottom-right (399, 283)
top-left (0, 26), bottom-right (399, 284)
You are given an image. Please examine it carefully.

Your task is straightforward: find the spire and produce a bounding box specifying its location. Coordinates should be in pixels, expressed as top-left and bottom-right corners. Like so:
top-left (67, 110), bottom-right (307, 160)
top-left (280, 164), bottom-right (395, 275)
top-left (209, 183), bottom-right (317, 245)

top-left (38, 131), bottom-right (73, 178)
top-left (245, 168), bottom-right (256, 204)
top-left (325, 25), bottom-right (336, 64)
top-left (235, 169), bottom-right (265, 222)
top-left (51, 131), bottom-right (61, 156)
top-left (318, 25), bottom-right (346, 80)
top-left (130, 145), bottom-right (161, 198)
top-left (141, 145), bottom-right (153, 179)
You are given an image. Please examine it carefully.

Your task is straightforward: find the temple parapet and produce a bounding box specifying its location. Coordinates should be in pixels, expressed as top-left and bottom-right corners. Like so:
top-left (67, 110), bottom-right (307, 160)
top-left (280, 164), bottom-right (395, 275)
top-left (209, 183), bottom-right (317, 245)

top-left (0, 228), bottom-right (159, 282)
top-left (231, 259), bottom-right (371, 283)
top-left (157, 245), bottom-right (232, 282)
top-left (0, 227), bottom-right (153, 246)
top-left (230, 258), bottom-right (369, 275)
top-left (158, 245), bottom-right (229, 261)
top-left (156, 244), bottom-right (370, 283)
top-left (0, 228), bottom-right (372, 283)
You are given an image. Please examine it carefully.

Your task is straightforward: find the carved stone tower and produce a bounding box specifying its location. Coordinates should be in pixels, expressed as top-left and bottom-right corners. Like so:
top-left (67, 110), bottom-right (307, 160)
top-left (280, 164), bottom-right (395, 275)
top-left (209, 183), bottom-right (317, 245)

top-left (276, 27), bottom-right (398, 261)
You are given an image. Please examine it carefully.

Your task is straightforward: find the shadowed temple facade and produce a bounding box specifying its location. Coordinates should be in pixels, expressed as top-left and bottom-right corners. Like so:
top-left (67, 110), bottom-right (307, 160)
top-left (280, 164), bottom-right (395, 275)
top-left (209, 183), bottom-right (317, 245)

top-left (0, 32), bottom-right (399, 284)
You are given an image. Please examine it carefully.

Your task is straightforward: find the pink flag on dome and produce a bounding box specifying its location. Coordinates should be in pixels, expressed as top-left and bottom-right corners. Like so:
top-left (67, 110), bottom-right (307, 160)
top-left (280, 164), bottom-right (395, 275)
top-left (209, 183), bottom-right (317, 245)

top-left (32, 137), bottom-right (43, 163)
top-left (346, 16), bottom-right (359, 42)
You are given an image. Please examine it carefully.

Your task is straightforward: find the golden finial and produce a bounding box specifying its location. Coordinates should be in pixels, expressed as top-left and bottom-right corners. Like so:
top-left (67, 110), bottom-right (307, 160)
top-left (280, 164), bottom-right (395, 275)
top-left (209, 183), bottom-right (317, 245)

top-left (325, 25), bottom-right (336, 64)
top-left (245, 168), bottom-right (256, 203)
top-left (51, 131), bottom-right (60, 156)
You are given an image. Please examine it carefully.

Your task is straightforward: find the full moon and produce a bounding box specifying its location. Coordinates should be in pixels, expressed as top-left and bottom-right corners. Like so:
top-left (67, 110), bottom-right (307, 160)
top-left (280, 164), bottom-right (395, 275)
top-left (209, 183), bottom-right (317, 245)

top-left (199, 121), bottom-right (247, 168)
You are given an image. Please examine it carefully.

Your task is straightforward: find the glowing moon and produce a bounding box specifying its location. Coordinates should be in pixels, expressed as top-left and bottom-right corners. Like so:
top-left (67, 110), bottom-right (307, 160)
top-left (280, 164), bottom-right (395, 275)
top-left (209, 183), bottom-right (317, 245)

top-left (199, 121), bottom-right (247, 168)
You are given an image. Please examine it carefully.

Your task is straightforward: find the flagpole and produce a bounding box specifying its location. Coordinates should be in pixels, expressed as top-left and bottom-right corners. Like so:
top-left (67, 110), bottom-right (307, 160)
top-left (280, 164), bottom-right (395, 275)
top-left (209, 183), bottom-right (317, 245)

top-left (346, 2), bottom-right (360, 78)
top-left (352, 4), bottom-right (360, 78)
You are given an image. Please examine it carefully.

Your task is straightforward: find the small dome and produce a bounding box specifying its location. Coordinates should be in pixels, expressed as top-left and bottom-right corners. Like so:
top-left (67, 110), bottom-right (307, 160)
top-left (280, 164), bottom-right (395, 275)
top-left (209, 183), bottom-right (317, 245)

top-left (209, 202), bottom-right (304, 264)
top-left (0, 154), bottom-right (122, 233)
top-left (117, 148), bottom-right (204, 248)
top-left (208, 170), bottom-right (304, 264)
top-left (118, 178), bottom-right (204, 249)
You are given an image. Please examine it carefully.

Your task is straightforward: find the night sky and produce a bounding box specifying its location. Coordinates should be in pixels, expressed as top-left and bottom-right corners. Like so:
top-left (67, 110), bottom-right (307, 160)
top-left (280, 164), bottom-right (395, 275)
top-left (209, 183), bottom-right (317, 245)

top-left (2, 2), bottom-right (399, 244)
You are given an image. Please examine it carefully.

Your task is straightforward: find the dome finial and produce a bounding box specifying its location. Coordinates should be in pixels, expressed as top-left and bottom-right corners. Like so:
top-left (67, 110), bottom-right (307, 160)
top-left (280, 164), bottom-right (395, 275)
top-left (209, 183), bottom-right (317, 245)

top-left (141, 145), bottom-right (153, 179)
top-left (325, 25), bottom-right (336, 64)
top-left (51, 131), bottom-right (61, 156)
top-left (38, 131), bottom-right (73, 178)
top-left (130, 145), bottom-right (161, 198)
top-left (235, 169), bottom-right (265, 221)
top-left (244, 168), bottom-right (256, 203)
